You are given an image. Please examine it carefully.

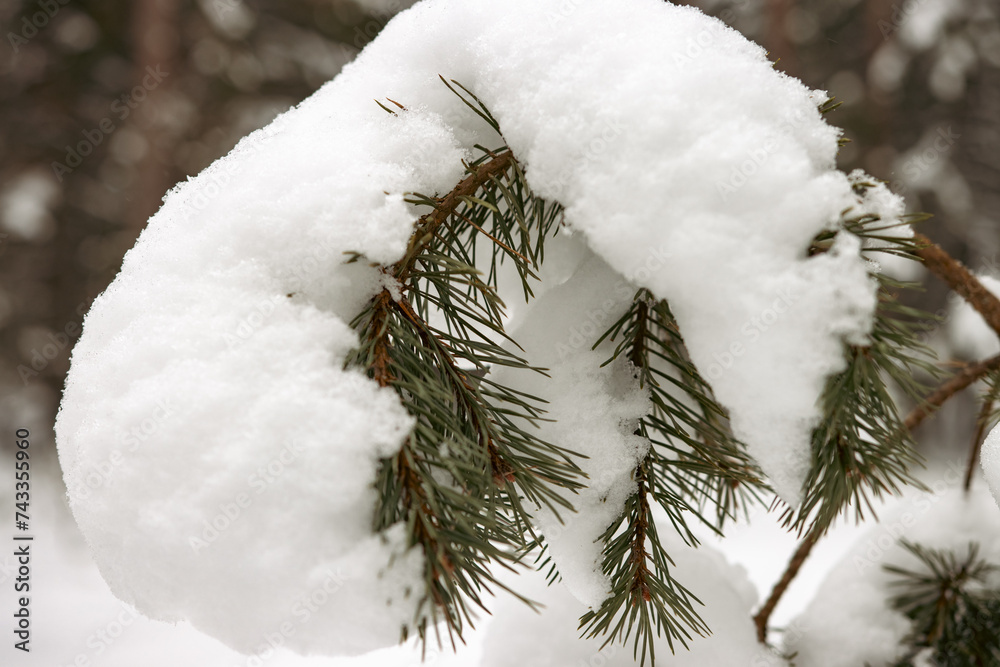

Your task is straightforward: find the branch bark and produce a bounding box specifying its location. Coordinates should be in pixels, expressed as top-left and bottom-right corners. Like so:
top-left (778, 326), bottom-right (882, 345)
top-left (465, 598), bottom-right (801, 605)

top-left (754, 528), bottom-right (821, 644)
top-left (965, 394), bottom-right (996, 492)
top-left (901, 233), bottom-right (1000, 432)
top-left (396, 150), bottom-right (515, 283)
top-left (628, 301), bottom-right (653, 604)
top-left (913, 232), bottom-right (1000, 338)
top-left (904, 353), bottom-right (1000, 433)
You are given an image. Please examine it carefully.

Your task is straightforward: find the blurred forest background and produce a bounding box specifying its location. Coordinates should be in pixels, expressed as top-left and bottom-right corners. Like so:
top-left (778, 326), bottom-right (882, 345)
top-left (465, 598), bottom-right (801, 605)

top-left (1, 0), bottom-right (998, 466)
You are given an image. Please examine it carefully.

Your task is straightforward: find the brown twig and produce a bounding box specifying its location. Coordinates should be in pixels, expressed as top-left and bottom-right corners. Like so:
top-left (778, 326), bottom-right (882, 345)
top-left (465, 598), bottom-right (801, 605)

top-left (396, 151), bottom-right (515, 284)
top-left (754, 528), bottom-right (822, 644)
top-left (965, 384), bottom-right (999, 492)
top-left (895, 233), bottom-right (1000, 434)
top-left (359, 150), bottom-right (520, 636)
top-left (628, 301), bottom-right (653, 603)
top-left (904, 353), bottom-right (1000, 433)
top-left (913, 232), bottom-right (1000, 338)
top-left (629, 463), bottom-right (653, 604)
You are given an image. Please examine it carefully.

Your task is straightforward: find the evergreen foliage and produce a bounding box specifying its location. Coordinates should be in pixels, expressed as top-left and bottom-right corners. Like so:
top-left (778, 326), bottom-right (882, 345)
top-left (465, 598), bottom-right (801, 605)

top-left (575, 292), bottom-right (767, 663)
top-left (344, 80), bottom-right (999, 665)
top-left (783, 203), bottom-right (938, 533)
top-left (346, 81), bottom-right (581, 645)
top-left (886, 541), bottom-right (1000, 666)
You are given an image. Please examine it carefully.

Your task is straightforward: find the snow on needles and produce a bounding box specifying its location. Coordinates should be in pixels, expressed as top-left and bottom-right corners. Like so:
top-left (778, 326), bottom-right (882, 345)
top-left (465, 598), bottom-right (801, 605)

top-left (57, 0), bottom-right (888, 657)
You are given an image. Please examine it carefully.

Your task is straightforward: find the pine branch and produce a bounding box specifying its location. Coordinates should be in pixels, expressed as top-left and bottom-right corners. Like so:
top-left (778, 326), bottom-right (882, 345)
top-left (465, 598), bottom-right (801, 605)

top-left (783, 276), bottom-right (929, 533)
top-left (601, 292), bottom-right (766, 520)
top-left (579, 290), bottom-right (767, 664)
top-left (761, 201), bottom-right (933, 641)
top-left (913, 232), bottom-right (1000, 339)
top-left (753, 527), bottom-right (821, 644)
top-left (887, 541), bottom-right (1000, 666)
top-left (904, 353), bottom-right (1000, 432)
top-left (347, 81), bottom-right (583, 647)
top-left (965, 378), bottom-right (1000, 492)
top-left (396, 150), bottom-right (516, 285)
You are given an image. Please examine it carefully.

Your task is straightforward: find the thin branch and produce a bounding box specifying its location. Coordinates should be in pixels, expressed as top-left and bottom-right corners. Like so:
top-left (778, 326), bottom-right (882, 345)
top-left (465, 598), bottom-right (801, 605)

top-left (913, 232), bottom-right (1000, 338)
top-left (629, 463), bottom-right (654, 604)
top-left (751, 234), bottom-right (999, 645)
top-left (965, 391), bottom-right (998, 492)
top-left (904, 353), bottom-right (1000, 433)
top-left (396, 151), bottom-right (515, 284)
top-left (754, 527), bottom-right (821, 644)
top-left (629, 300), bottom-right (653, 604)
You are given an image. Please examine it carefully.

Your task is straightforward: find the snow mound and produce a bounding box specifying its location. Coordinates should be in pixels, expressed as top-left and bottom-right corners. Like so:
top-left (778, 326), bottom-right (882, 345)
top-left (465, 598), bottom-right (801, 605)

top-left (786, 481), bottom-right (1000, 666)
top-left (57, 0), bottom-right (890, 655)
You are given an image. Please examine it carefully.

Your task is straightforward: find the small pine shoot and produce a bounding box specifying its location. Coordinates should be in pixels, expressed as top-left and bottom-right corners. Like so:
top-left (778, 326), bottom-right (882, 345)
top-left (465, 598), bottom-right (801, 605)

top-left (886, 541), bottom-right (1000, 666)
top-left (579, 291), bottom-right (767, 663)
top-left (346, 80), bottom-right (581, 646)
top-left (784, 206), bottom-right (937, 534)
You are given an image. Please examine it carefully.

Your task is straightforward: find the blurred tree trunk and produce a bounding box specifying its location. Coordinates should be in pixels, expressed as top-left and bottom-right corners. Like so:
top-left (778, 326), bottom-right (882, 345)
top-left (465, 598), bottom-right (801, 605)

top-left (129, 0), bottom-right (181, 229)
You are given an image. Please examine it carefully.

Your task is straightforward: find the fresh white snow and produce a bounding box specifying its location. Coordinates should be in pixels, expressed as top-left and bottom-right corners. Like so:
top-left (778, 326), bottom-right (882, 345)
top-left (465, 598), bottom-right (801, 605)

top-left (57, 0), bottom-right (900, 657)
top-left (982, 423), bottom-right (1000, 508)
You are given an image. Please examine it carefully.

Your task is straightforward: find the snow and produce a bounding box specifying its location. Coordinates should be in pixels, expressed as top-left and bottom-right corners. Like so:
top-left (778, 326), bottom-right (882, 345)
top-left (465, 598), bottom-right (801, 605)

top-left (492, 243), bottom-right (651, 607)
top-left (57, 0), bottom-right (894, 657)
top-left (982, 424), bottom-right (1000, 508)
top-left (947, 274), bottom-right (1000, 359)
top-left (479, 522), bottom-right (785, 667)
top-left (0, 461), bottom-right (480, 667)
top-left (785, 480), bottom-right (1000, 666)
